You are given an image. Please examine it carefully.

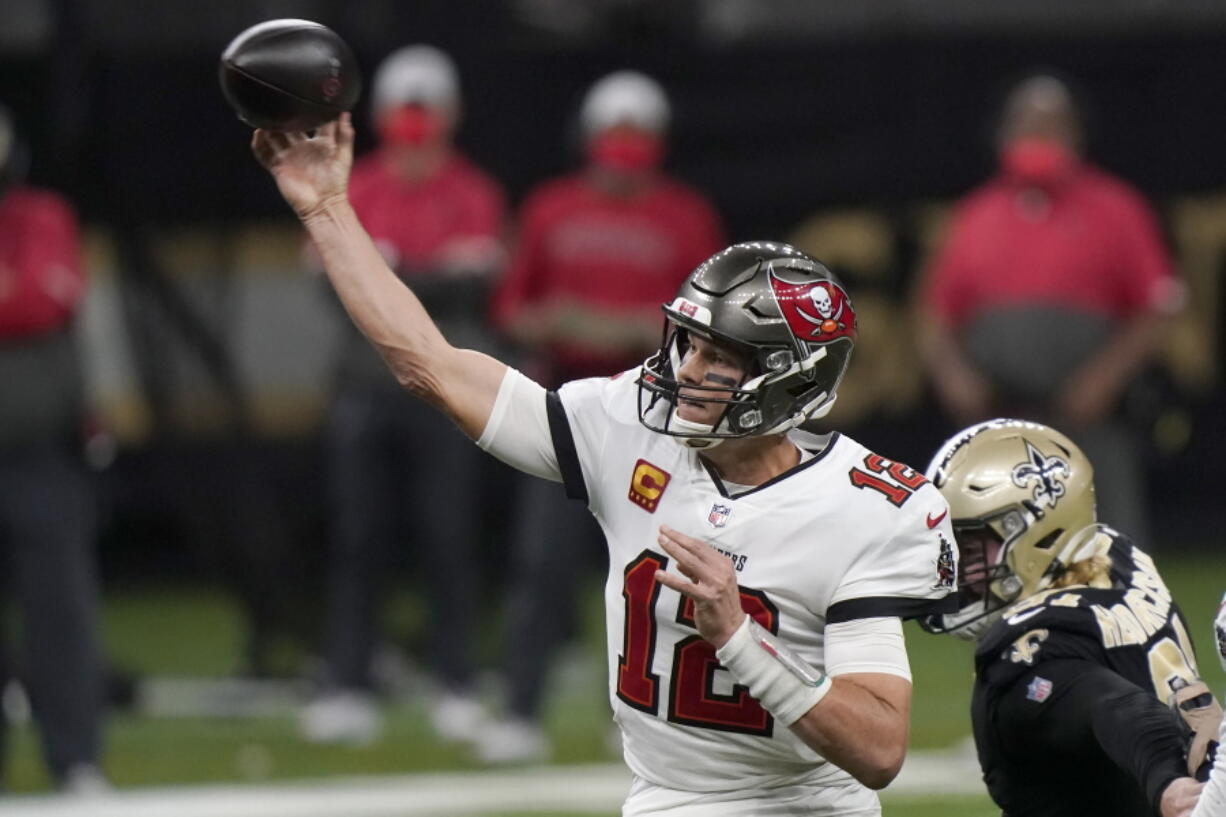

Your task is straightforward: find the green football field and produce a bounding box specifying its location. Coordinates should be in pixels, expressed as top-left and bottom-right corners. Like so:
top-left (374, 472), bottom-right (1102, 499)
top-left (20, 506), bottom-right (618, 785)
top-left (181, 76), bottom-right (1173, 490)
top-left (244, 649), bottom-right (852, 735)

top-left (484, 802), bottom-right (995, 817)
top-left (4, 550), bottom-right (1222, 816)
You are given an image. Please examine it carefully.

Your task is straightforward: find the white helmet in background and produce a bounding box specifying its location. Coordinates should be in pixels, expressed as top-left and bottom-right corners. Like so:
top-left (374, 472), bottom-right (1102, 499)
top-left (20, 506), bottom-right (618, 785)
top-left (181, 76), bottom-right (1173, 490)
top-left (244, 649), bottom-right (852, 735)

top-left (580, 70), bottom-right (670, 137)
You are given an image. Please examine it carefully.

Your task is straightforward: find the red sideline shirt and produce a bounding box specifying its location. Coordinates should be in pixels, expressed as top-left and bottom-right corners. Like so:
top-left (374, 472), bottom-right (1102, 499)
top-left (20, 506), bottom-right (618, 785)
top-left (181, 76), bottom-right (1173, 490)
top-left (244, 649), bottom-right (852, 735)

top-left (0, 186), bottom-right (84, 338)
top-left (922, 165), bottom-right (1175, 330)
top-left (493, 173), bottom-right (724, 380)
top-left (347, 150), bottom-right (505, 269)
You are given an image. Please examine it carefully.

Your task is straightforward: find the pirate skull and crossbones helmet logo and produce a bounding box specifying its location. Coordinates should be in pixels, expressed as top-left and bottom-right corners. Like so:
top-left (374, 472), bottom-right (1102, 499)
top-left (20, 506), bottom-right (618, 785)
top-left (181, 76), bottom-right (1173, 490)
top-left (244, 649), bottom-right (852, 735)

top-left (770, 274), bottom-right (856, 345)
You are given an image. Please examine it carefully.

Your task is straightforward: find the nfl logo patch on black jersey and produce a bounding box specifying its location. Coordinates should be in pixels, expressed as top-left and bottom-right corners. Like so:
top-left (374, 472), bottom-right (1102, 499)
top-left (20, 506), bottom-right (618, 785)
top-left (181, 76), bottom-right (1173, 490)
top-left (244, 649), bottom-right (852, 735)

top-left (1026, 676), bottom-right (1053, 702)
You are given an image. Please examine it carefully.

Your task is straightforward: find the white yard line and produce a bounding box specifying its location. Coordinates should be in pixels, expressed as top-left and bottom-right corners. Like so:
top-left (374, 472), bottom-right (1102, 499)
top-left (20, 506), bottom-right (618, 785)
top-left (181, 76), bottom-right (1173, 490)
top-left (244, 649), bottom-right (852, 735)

top-left (0, 750), bottom-right (985, 817)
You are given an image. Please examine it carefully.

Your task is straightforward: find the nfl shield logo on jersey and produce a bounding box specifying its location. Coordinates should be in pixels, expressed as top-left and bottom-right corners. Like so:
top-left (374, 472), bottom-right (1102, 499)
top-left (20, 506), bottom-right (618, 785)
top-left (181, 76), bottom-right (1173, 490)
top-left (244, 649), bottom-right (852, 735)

top-left (1026, 676), bottom-right (1053, 703)
top-left (707, 503), bottom-right (731, 528)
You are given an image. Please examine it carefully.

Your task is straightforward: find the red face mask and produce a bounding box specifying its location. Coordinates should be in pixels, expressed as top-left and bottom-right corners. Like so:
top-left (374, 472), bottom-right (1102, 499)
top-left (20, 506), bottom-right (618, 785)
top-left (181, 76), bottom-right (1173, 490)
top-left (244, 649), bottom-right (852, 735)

top-left (1000, 138), bottom-right (1077, 187)
top-left (587, 130), bottom-right (664, 173)
top-left (379, 106), bottom-right (445, 148)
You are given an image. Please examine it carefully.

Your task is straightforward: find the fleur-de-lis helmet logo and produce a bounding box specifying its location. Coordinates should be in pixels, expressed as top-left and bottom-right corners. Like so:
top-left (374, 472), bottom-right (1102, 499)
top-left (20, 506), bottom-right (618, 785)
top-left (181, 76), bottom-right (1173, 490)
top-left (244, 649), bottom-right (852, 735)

top-left (1011, 441), bottom-right (1071, 509)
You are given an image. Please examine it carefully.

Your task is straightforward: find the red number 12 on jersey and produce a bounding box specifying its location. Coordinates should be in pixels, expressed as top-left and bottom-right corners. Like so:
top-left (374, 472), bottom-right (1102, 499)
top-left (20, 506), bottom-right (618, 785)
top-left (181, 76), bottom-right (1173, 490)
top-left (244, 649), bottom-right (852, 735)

top-left (616, 549), bottom-right (780, 736)
top-left (848, 453), bottom-right (927, 507)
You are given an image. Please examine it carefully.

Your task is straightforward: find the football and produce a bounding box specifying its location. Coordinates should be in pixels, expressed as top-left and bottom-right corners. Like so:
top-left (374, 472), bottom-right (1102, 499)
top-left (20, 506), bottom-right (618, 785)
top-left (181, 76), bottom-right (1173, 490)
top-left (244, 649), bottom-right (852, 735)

top-left (219, 19), bottom-right (361, 131)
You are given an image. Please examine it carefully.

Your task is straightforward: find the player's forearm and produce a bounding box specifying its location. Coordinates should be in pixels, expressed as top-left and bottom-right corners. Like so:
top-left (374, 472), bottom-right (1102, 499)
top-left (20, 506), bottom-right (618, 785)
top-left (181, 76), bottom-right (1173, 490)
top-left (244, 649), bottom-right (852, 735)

top-left (1086, 681), bottom-right (1188, 812)
top-left (789, 675), bottom-right (909, 789)
top-left (302, 197), bottom-right (452, 398)
top-left (711, 615), bottom-right (909, 789)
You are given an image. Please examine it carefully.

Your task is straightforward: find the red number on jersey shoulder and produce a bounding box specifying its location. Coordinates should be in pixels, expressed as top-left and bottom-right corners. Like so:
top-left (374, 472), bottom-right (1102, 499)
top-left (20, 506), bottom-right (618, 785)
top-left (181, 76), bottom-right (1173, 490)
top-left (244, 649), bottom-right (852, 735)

top-left (848, 453), bottom-right (928, 507)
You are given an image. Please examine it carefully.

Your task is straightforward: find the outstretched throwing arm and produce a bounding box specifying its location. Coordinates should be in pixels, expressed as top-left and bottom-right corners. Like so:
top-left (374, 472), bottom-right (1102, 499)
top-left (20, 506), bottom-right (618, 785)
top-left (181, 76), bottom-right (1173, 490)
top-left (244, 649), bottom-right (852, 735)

top-left (251, 114), bottom-right (507, 438)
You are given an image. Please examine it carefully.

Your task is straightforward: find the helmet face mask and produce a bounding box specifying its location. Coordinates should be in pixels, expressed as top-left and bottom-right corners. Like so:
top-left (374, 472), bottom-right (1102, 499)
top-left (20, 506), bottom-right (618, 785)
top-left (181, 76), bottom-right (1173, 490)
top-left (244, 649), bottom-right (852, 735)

top-left (639, 325), bottom-right (757, 438)
top-left (638, 322), bottom-right (833, 445)
top-left (928, 518), bottom-right (1024, 640)
top-left (920, 419), bottom-right (1098, 640)
top-left (637, 242), bottom-right (855, 448)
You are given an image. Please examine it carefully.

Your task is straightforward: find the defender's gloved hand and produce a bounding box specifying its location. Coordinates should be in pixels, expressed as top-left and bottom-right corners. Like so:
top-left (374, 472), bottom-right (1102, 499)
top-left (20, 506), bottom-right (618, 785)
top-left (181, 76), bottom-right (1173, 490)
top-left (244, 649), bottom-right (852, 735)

top-left (1171, 680), bottom-right (1223, 780)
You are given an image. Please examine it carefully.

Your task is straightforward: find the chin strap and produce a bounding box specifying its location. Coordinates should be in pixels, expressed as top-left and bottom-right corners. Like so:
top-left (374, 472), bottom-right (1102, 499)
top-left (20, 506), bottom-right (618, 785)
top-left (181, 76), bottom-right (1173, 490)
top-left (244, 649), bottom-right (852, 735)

top-left (662, 341), bottom-right (838, 447)
top-left (668, 413), bottom-right (726, 449)
top-left (668, 396), bottom-right (838, 449)
top-left (763, 392), bottom-right (836, 436)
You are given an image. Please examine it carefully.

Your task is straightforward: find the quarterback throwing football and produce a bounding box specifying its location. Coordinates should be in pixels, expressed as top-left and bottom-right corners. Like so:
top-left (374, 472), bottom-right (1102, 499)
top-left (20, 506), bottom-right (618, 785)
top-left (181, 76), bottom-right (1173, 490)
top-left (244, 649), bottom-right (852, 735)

top-left (252, 115), bottom-right (957, 815)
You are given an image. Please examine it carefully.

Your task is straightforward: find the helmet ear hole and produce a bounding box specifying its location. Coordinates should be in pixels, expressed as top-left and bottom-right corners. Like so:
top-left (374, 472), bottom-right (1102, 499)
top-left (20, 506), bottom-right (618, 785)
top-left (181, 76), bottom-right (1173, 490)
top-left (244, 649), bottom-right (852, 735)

top-left (786, 380), bottom-right (815, 398)
top-left (1032, 529), bottom-right (1062, 550)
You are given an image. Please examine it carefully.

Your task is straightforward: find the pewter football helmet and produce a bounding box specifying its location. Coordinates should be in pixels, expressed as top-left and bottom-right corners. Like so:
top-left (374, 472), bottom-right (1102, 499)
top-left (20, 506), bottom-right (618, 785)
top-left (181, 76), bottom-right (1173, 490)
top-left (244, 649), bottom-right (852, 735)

top-left (637, 242), bottom-right (856, 448)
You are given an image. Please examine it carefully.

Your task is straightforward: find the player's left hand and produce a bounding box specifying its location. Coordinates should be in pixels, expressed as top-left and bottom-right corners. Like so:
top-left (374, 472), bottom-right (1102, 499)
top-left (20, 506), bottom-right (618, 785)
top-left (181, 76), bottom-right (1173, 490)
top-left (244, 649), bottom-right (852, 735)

top-left (655, 525), bottom-right (745, 649)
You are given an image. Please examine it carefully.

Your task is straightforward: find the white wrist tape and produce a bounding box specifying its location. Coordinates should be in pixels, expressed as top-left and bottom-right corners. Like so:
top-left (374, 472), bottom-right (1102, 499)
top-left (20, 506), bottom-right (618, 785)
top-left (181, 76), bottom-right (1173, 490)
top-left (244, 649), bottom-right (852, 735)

top-left (715, 615), bottom-right (833, 726)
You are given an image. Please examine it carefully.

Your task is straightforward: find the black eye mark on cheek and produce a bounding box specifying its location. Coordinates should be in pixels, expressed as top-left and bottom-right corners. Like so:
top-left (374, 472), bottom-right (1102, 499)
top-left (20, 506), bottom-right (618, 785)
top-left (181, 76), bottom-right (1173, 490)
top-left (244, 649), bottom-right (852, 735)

top-left (703, 373), bottom-right (739, 388)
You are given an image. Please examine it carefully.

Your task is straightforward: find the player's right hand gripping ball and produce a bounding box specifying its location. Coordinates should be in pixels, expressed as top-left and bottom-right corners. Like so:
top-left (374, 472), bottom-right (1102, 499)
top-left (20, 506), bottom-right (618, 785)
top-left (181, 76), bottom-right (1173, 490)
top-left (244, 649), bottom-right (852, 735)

top-left (219, 18), bottom-right (361, 132)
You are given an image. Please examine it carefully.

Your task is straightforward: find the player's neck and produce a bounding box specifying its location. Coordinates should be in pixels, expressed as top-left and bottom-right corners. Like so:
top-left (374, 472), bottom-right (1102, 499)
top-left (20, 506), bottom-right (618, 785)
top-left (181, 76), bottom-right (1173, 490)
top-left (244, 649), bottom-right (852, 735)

top-left (700, 434), bottom-right (800, 487)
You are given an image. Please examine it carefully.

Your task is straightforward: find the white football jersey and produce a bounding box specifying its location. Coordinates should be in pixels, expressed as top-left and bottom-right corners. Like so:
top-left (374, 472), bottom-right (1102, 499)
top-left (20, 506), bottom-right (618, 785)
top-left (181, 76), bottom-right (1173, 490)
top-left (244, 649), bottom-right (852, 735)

top-left (550, 372), bottom-right (958, 794)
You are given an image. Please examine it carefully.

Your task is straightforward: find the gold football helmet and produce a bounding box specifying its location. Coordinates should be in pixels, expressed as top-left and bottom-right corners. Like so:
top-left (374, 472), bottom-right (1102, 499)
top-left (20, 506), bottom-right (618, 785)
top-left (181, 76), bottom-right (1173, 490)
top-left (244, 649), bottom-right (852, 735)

top-left (921, 419), bottom-right (1100, 640)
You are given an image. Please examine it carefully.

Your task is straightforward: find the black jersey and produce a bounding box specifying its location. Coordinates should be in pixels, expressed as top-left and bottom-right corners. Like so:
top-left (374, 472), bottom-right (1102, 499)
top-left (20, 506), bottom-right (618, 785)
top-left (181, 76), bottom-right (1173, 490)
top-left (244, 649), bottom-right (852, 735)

top-left (971, 529), bottom-right (1195, 817)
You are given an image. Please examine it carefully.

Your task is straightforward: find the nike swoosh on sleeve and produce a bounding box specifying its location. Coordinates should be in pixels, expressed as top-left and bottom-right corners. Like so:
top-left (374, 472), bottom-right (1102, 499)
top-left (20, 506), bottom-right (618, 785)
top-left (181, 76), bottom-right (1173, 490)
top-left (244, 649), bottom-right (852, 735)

top-left (926, 509), bottom-right (948, 528)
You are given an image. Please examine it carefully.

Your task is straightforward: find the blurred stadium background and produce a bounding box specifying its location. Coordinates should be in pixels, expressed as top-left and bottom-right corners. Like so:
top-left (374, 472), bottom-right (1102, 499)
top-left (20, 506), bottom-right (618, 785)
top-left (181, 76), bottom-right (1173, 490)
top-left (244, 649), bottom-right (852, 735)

top-left (2, 0), bottom-right (1226, 814)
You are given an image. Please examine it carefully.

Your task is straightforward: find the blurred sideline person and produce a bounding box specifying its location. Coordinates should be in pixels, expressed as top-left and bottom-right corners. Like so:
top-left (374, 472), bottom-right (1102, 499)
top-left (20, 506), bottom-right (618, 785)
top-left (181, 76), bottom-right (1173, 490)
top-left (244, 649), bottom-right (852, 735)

top-left (917, 74), bottom-right (1182, 546)
top-left (1190, 600), bottom-right (1226, 816)
top-left (479, 70), bottom-right (724, 763)
top-left (921, 419), bottom-right (1218, 817)
top-left (0, 105), bottom-right (106, 792)
top-left (299, 46), bottom-right (505, 746)
top-left (252, 111), bottom-right (962, 812)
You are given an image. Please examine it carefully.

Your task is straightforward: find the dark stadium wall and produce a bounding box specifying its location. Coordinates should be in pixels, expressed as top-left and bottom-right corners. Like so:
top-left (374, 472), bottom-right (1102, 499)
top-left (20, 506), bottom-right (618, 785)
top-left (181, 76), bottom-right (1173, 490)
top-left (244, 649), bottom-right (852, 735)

top-left (7, 32), bottom-right (1226, 232)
